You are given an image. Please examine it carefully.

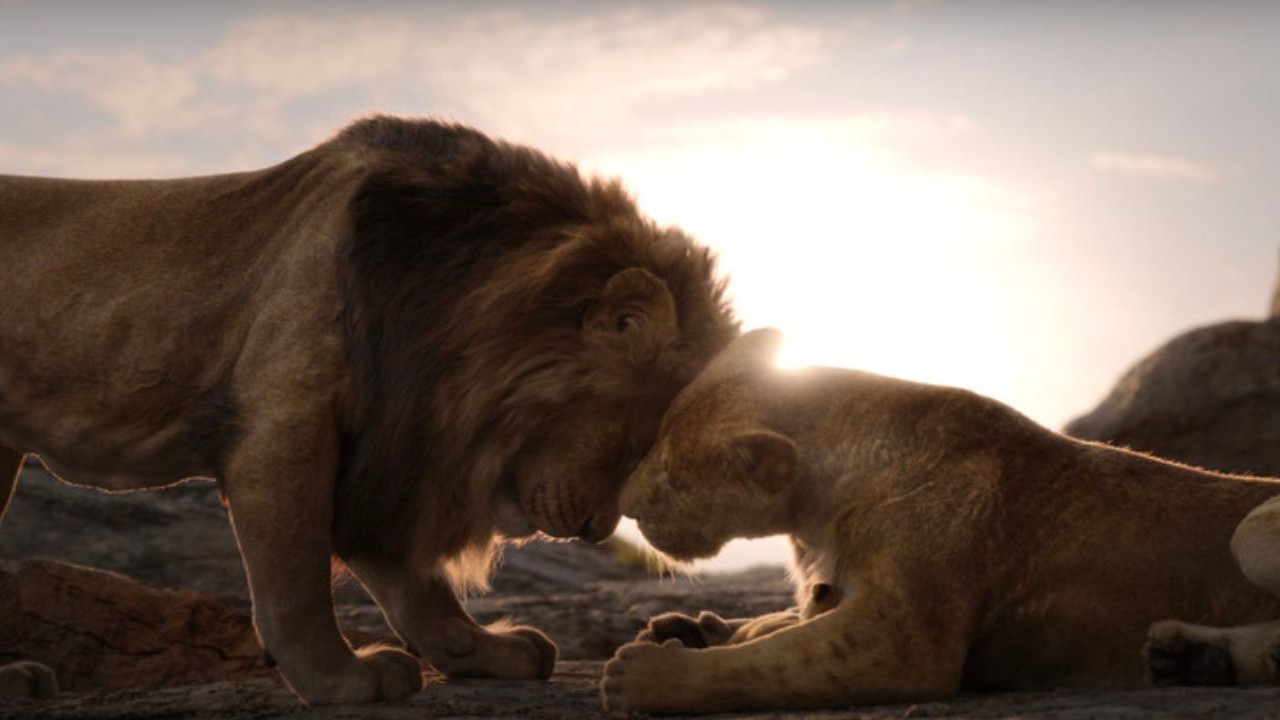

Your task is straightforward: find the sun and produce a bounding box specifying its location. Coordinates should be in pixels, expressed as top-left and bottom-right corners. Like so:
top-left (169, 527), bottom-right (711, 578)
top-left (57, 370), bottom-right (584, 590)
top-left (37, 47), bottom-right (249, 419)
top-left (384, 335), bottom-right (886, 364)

top-left (592, 120), bottom-right (1031, 570)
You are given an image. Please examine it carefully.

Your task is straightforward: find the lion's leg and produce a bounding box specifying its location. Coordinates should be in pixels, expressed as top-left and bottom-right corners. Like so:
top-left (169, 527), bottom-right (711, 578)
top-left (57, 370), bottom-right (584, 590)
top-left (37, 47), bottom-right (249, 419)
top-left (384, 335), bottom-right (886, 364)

top-left (0, 446), bottom-right (58, 699)
top-left (222, 418), bottom-right (422, 705)
top-left (603, 587), bottom-right (967, 714)
top-left (0, 444), bottom-right (23, 524)
top-left (345, 555), bottom-right (556, 680)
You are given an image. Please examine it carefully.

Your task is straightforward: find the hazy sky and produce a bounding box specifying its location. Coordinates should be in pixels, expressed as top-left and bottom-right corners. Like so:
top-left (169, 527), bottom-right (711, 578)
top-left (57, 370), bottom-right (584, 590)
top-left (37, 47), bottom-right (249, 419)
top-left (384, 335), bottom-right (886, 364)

top-left (3, 1), bottom-right (1277, 570)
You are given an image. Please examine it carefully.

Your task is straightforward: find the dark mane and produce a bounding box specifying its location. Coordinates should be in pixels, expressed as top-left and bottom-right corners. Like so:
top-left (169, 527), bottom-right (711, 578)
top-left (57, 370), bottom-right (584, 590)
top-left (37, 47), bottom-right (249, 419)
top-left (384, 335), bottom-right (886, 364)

top-left (330, 116), bottom-right (735, 571)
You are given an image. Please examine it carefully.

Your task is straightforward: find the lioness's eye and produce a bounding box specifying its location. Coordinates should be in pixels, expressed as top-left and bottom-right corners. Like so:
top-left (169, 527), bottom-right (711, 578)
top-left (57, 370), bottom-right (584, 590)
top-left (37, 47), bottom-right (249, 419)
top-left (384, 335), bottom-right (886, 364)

top-left (657, 470), bottom-right (681, 490)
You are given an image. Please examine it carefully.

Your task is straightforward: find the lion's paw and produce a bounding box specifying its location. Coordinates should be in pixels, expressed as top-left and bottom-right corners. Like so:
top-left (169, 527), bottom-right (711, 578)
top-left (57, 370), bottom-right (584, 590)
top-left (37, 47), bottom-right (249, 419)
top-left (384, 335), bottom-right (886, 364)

top-left (440, 624), bottom-right (557, 680)
top-left (602, 638), bottom-right (694, 714)
top-left (0, 661), bottom-right (58, 699)
top-left (287, 646), bottom-right (423, 705)
top-left (1145, 622), bottom-right (1236, 687)
top-left (635, 611), bottom-right (734, 648)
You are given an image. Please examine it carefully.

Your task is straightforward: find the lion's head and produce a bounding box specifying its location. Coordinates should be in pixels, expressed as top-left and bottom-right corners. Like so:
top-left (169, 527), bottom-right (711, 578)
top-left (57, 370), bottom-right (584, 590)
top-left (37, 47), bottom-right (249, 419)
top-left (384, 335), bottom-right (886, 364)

top-left (327, 116), bottom-right (738, 579)
top-left (620, 329), bottom-right (797, 561)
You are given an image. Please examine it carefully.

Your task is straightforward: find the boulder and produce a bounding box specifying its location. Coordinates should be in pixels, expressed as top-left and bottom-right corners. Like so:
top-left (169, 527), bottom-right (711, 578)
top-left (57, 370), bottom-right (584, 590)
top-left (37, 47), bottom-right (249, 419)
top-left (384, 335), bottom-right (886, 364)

top-left (1066, 315), bottom-right (1280, 476)
top-left (0, 560), bottom-right (270, 692)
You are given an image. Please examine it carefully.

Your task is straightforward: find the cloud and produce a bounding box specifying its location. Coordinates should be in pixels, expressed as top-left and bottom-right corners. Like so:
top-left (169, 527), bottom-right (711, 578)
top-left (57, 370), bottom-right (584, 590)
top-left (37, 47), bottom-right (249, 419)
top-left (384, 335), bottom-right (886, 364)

top-left (1089, 152), bottom-right (1222, 183)
top-left (0, 4), bottom-right (829, 149)
top-left (0, 51), bottom-right (221, 136)
top-left (417, 6), bottom-right (830, 138)
top-left (204, 15), bottom-right (417, 100)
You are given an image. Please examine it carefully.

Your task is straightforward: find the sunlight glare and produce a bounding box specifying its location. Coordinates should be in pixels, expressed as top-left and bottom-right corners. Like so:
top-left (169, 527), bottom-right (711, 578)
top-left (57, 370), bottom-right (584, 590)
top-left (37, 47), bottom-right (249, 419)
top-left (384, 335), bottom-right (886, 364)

top-left (594, 120), bottom-right (1032, 572)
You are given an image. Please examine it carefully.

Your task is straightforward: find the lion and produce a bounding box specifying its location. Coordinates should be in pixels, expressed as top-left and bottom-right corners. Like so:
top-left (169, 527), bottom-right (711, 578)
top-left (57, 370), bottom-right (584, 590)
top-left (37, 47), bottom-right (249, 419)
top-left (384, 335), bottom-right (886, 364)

top-left (602, 329), bottom-right (1280, 714)
top-left (0, 115), bottom-right (737, 704)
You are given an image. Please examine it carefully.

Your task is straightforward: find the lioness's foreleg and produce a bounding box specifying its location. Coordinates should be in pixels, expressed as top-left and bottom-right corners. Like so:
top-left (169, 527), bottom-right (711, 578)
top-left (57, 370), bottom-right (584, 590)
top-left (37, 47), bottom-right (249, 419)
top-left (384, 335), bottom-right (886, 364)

top-left (1145, 496), bottom-right (1280, 687)
top-left (638, 582), bottom-right (842, 649)
top-left (222, 417), bottom-right (422, 705)
top-left (346, 556), bottom-right (556, 679)
top-left (604, 589), bottom-right (967, 714)
top-left (1146, 618), bottom-right (1279, 686)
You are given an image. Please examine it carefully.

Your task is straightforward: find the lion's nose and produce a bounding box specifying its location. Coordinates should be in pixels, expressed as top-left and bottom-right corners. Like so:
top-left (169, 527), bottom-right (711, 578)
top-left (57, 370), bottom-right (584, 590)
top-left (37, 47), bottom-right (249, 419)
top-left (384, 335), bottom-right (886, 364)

top-left (577, 513), bottom-right (619, 544)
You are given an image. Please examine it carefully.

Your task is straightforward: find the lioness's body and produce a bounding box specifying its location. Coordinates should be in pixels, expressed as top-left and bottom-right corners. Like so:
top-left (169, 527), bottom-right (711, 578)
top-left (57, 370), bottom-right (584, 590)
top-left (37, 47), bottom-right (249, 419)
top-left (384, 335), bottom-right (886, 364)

top-left (0, 118), bottom-right (735, 703)
top-left (606, 330), bottom-right (1280, 713)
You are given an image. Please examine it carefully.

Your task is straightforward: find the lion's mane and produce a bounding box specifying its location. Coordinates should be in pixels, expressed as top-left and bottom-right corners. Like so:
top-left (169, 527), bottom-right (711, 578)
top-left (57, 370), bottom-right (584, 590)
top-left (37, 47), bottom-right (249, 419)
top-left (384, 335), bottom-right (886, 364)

top-left (331, 117), bottom-right (735, 585)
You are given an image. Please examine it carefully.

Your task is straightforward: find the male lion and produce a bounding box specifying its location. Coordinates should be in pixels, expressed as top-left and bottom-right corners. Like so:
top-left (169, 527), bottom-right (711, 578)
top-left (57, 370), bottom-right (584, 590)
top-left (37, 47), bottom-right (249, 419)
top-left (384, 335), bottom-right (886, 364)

top-left (0, 116), bottom-right (736, 704)
top-left (603, 329), bottom-right (1280, 714)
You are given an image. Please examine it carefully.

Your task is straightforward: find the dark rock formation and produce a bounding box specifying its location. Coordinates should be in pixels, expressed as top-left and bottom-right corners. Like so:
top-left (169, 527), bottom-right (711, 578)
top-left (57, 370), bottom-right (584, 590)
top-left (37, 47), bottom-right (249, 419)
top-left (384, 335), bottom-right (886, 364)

top-left (1066, 317), bottom-right (1280, 476)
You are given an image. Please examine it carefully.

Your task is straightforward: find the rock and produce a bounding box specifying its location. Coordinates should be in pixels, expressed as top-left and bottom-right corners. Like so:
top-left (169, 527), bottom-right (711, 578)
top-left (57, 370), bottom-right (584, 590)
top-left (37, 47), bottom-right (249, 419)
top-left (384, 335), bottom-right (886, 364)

top-left (1065, 317), bottom-right (1280, 476)
top-left (0, 560), bottom-right (271, 692)
top-left (0, 556), bottom-right (789, 698)
top-left (0, 463), bottom-right (789, 666)
top-left (0, 462), bottom-right (248, 600)
top-left (0, 463), bottom-right (647, 603)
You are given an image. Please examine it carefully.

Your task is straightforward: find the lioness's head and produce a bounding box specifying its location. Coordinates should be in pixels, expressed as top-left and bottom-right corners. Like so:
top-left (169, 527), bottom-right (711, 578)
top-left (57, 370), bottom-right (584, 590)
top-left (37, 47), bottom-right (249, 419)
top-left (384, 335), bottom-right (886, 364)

top-left (620, 329), bottom-right (798, 560)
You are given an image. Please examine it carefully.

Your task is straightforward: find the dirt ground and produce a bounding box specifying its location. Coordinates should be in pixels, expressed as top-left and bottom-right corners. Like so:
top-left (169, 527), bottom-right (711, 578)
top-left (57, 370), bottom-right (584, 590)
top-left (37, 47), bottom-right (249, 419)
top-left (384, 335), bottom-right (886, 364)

top-left (5, 662), bottom-right (1280, 720)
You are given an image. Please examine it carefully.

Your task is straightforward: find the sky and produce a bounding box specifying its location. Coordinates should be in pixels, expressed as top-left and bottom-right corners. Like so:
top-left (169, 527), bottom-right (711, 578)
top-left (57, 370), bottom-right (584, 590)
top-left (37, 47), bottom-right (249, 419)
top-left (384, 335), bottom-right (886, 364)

top-left (2, 1), bottom-right (1277, 572)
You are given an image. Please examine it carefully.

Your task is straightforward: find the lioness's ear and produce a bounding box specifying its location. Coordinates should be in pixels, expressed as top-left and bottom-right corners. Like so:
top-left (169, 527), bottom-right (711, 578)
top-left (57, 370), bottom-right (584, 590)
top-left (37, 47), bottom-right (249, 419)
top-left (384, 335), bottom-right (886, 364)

top-left (729, 429), bottom-right (797, 494)
top-left (703, 328), bottom-right (785, 379)
top-left (584, 268), bottom-right (678, 362)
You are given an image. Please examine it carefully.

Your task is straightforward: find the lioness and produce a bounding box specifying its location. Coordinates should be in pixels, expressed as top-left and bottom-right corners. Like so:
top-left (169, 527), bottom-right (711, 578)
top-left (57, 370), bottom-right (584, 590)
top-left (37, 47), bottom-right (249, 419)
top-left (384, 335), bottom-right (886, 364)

top-left (603, 329), bottom-right (1280, 714)
top-left (0, 116), bottom-right (736, 704)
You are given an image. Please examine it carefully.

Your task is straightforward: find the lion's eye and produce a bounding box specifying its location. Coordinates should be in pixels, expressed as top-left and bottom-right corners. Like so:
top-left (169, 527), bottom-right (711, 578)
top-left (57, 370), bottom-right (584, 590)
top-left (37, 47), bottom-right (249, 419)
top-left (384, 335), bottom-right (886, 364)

top-left (616, 314), bottom-right (641, 332)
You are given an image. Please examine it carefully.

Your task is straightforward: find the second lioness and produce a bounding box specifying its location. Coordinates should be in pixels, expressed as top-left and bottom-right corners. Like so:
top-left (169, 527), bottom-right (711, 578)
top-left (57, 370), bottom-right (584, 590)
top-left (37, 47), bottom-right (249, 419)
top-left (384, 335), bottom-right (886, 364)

top-left (604, 329), bottom-right (1280, 714)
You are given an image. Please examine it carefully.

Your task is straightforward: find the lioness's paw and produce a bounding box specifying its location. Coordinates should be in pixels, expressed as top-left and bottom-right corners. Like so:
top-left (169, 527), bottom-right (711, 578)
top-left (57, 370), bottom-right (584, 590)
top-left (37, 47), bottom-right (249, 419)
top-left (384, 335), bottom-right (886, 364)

top-left (602, 639), bottom-right (692, 714)
top-left (636, 611), bottom-right (734, 648)
top-left (1145, 622), bottom-right (1236, 687)
top-left (0, 661), bottom-right (58, 699)
top-left (288, 646), bottom-right (423, 705)
top-left (442, 625), bottom-right (558, 680)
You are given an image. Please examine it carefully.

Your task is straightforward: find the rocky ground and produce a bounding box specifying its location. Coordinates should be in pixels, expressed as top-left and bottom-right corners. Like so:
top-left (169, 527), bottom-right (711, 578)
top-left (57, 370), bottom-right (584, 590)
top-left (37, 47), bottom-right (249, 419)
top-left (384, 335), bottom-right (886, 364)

top-left (2, 272), bottom-right (1279, 718)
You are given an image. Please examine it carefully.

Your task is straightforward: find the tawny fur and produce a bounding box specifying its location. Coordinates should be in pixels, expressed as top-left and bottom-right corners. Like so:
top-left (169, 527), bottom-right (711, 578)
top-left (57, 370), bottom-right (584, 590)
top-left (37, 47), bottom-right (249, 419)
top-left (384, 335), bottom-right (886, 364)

top-left (604, 329), bottom-right (1280, 714)
top-left (0, 116), bottom-right (736, 704)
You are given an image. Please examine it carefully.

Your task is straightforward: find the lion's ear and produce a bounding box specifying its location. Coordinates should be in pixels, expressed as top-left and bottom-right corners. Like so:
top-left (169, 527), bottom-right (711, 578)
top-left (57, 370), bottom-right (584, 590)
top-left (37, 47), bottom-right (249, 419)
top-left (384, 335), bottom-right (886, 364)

top-left (729, 429), bottom-right (797, 494)
top-left (584, 268), bottom-right (678, 362)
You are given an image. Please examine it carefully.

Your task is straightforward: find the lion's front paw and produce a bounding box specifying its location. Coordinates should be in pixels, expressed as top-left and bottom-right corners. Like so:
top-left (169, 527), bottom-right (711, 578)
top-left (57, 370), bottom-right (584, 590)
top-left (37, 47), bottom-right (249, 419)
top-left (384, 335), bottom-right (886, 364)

top-left (1145, 622), bottom-right (1236, 687)
top-left (286, 646), bottom-right (423, 705)
top-left (602, 639), bottom-right (695, 714)
top-left (439, 623), bottom-right (558, 680)
top-left (635, 611), bottom-right (734, 648)
top-left (0, 661), bottom-right (58, 699)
